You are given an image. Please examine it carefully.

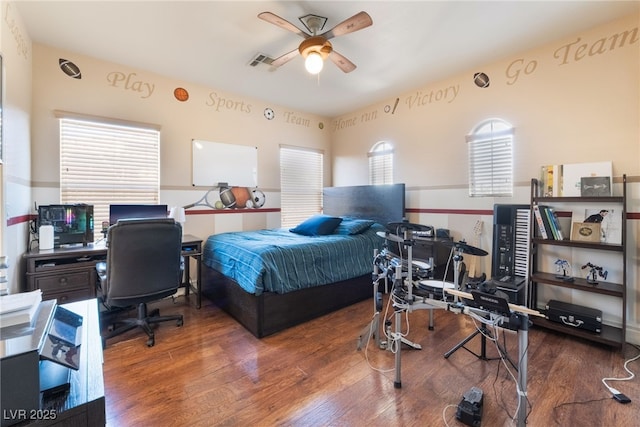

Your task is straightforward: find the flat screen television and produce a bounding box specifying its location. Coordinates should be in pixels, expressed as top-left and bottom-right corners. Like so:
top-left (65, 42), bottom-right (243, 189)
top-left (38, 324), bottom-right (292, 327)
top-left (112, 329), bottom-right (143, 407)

top-left (109, 204), bottom-right (168, 226)
top-left (38, 204), bottom-right (94, 247)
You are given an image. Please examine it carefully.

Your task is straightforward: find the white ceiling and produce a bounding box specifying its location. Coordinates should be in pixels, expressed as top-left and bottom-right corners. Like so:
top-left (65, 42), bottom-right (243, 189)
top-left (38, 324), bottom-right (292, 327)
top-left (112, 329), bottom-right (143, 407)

top-left (14, 1), bottom-right (640, 117)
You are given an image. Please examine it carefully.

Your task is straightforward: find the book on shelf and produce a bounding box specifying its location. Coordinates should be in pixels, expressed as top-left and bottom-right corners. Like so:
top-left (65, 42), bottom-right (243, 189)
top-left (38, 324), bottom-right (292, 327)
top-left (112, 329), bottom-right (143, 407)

top-left (532, 204), bottom-right (549, 239)
top-left (580, 176), bottom-right (611, 197)
top-left (0, 289), bottom-right (43, 328)
top-left (561, 161), bottom-right (612, 197)
top-left (539, 205), bottom-right (556, 239)
top-left (546, 207), bottom-right (564, 240)
top-left (573, 208), bottom-right (623, 244)
top-left (540, 164), bottom-right (562, 197)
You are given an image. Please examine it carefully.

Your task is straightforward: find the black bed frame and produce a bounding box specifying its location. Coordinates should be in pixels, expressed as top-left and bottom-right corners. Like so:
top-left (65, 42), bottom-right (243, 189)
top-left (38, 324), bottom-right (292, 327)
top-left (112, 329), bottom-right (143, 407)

top-left (201, 183), bottom-right (406, 338)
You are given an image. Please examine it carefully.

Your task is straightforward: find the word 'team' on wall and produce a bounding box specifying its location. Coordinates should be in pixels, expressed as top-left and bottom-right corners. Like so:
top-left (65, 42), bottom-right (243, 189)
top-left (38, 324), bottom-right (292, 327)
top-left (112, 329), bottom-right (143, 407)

top-left (506, 25), bottom-right (638, 85)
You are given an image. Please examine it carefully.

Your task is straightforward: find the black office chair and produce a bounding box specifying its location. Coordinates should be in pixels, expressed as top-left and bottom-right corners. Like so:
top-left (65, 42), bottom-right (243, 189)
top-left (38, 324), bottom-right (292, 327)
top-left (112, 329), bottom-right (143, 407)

top-left (96, 218), bottom-right (184, 347)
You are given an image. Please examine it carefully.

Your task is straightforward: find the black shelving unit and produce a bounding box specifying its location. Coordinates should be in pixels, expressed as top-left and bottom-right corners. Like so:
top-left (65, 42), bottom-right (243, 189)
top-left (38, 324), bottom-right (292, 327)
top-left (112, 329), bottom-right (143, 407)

top-left (529, 175), bottom-right (627, 349)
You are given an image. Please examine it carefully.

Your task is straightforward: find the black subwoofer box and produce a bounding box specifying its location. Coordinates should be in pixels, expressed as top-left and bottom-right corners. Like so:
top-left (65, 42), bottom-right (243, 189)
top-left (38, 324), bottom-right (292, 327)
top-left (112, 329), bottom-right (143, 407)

top-left (546, 299), bottom-right (602, 333)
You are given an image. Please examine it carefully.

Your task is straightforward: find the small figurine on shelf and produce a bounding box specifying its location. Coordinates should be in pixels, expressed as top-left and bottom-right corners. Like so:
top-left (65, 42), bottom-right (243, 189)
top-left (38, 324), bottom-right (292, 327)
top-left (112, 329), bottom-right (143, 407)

top-left (554, 259), bottom-right (574, 282)
top-left (581, 262), bottom-right (608, 285)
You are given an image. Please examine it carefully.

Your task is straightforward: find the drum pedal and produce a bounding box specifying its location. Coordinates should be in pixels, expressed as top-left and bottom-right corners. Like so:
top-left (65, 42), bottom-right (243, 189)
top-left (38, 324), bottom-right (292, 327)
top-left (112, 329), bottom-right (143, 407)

top-left (456, 386), bottom-right (483, 427)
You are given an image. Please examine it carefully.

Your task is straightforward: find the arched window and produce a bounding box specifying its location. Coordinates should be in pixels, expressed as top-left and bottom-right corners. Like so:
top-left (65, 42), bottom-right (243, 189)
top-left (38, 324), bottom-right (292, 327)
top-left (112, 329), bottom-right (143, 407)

top-left (467, 119), bottom-right (514, 197)
top-left (369, 141), bottom-right (394, 185)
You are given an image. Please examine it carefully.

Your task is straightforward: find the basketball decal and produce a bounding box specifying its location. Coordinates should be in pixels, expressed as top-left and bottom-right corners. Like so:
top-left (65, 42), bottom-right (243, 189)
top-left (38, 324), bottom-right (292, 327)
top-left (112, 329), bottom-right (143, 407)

top-left (230, 187), bottom-right (252, 209)
top-left (473, 72), bottom-right (490, 88)
top-left (59, 58), bottom-right (82, 79)
top-left (174, 87), bottom-right (189, 101)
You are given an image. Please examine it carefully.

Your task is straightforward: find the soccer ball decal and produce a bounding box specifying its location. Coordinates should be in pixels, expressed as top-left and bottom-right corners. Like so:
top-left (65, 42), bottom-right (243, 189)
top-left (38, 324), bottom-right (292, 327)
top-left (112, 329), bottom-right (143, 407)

top-left (249, 189), bottom-right (266, 208)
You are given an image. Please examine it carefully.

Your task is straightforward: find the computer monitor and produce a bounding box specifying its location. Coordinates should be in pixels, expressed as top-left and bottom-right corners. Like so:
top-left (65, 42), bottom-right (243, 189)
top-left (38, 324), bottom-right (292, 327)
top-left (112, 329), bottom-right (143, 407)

top-left (109, 204), bottom-right (168, 226)
top-left (38, 204), bottom-right (94, 247)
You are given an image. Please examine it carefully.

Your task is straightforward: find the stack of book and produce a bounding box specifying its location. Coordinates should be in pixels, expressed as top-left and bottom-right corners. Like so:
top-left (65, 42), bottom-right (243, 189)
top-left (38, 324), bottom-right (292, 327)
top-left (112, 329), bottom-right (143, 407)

top-left (533, 204), bottom-right (564, 240)
top-left (0, 290), bottom-right (43, 329)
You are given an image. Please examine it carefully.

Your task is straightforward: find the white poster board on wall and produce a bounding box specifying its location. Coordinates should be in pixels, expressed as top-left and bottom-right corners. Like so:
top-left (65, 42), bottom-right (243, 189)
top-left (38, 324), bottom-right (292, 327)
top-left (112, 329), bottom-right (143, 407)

top-left (191, 140), bottom-right (258, 187)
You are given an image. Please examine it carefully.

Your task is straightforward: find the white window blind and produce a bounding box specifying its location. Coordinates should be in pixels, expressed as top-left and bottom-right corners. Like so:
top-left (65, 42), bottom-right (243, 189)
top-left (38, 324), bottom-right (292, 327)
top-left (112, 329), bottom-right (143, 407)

top-left (467, 119), bottom-right (514, 197)
top-left (280, 146), bottom-right (323, 228)
top-left (369, 141), bottom-right (394, 185)
top-left (59, 116), bottom-right (160, 239)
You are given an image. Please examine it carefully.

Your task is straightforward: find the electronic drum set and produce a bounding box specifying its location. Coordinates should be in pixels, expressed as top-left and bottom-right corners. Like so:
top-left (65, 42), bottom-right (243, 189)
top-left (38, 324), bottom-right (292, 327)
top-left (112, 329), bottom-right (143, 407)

top-left (358, 220), bottom-right (489, 351)
top-left (358, 221), bottom-right (541, 427)
top-left (374, 220), bottom-right (488, 306)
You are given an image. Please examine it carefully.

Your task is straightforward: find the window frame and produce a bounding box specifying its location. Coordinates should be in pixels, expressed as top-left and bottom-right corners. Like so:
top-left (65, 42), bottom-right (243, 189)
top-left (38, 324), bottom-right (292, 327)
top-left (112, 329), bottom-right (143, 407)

top-left (368, 141), bottom-right (394, 185)
top-left (467, 118), bottom-right (514, 197)
top-left (279, 145), bottom-right (324, 228)
top-left (57, 111), bottom-right (161, 240)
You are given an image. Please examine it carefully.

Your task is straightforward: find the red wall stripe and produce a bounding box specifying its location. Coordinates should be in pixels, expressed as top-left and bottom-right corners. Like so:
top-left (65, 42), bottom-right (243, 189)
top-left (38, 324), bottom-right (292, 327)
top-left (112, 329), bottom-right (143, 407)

top-left (6, 208), bottom-right (639, 225)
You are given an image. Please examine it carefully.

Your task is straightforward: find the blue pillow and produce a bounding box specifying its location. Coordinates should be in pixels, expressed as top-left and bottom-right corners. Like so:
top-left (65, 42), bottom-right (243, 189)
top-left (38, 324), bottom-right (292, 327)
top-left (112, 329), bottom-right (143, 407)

top-left (334, 217), bottom-right (375, 235)
top-left (290, 215), bottom-right (343, 236)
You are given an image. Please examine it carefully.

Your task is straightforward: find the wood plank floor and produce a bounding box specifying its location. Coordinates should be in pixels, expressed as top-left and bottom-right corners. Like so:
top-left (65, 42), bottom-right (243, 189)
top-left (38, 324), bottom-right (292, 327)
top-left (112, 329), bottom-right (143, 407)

top-left (102, 295), bottom-right (640, 426)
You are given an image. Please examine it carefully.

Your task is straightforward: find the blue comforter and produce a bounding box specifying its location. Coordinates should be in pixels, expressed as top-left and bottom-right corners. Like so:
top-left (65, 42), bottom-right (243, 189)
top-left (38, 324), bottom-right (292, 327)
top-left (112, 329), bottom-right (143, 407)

top-left (202, 225), bottom-right (385, 295)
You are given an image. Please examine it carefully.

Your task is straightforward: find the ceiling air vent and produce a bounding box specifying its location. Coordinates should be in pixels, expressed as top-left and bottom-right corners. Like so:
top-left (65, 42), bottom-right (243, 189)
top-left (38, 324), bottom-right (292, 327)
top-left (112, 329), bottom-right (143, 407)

top-left (248, 53), bottom-right (274, 67)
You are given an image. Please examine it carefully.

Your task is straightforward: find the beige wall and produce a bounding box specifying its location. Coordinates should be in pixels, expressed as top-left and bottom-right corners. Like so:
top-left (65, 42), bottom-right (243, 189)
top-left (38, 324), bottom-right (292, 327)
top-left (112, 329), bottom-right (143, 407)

top-left (2, 4), bottom-right (640, 342)
top-left (1, 0), bottom-right (33, 294)
top-left (330, 13), bottom-right (640, 342)
top-left (331, 14), bottom-right (639, 188)
top-left (29, 43), bottom-right (332, 239)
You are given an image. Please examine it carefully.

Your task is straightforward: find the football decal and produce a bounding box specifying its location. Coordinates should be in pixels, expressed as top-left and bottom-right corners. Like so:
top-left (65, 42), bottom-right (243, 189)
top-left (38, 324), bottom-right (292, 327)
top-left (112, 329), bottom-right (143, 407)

top-left (59, 58), bottom-right (82, 79)
top-left (219, 187), bottom-right (236, 208)
top-left (473, 72), bottom-right (490, 88)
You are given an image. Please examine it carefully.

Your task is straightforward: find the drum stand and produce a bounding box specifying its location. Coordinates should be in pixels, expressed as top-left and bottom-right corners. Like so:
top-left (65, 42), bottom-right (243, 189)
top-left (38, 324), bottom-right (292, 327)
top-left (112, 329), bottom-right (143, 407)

top-left (448, 307), bottom-right (531, 427)
top-left (444, 317), bottom-right (496, 360)
top-left (356, 249), bottom-right (387, 350)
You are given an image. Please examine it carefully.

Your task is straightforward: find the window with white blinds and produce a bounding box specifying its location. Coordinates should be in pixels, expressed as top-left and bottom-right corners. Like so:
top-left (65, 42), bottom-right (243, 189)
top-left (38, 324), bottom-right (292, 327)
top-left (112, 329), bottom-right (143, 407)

top-left (280, 146), bottom-right (323, 228)
top-left (59, 115), bottom-right (160, 239)
top-left (369, 141), bottom-right (394, 185)
top-left (467, 119), bottom-right (514, 197)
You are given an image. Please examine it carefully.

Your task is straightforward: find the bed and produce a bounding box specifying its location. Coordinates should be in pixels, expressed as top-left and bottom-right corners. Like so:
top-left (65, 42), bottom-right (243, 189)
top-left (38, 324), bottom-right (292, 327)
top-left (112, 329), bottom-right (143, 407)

top-left (201, 183), bottom-right (405, 338)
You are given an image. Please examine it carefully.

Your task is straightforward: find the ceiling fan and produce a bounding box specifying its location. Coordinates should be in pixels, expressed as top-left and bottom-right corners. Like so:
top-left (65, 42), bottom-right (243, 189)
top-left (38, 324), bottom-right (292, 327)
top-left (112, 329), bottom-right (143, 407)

top-left (258, 11), bottom-right (373, 74)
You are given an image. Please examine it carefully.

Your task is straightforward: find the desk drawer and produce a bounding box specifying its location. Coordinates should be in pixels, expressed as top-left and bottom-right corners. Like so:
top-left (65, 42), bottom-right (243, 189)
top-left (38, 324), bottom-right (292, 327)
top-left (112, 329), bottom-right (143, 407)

top-left (45, 288), bottom-right (93, 304)
top-left (34, 270), bottom-right (93, 293)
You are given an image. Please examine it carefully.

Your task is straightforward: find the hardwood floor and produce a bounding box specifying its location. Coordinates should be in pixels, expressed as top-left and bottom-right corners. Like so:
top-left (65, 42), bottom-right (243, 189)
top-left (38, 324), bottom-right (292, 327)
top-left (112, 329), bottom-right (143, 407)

top-left (102, 295), bottom-right (639, 426)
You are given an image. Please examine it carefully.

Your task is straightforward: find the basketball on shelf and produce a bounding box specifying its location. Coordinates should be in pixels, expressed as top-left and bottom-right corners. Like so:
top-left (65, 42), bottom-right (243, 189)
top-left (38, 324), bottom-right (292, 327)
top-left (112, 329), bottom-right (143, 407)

top-left (173, 87), bottom-right (189, 102)
top-left (230, 187), bottom-right (251, 209)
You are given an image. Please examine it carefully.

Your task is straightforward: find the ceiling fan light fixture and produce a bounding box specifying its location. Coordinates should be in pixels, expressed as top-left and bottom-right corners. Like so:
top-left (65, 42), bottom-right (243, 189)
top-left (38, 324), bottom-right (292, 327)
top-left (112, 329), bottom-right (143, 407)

top-left (305, 51), bottom-right (324, 74)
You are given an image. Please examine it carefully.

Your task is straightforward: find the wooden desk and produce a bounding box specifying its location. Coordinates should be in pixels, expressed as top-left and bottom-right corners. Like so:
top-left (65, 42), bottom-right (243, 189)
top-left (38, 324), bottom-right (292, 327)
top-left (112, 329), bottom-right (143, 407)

top-left (1, 299), bottom-right (105, 427)
top-left (24, 235), bottom-right (204, 309)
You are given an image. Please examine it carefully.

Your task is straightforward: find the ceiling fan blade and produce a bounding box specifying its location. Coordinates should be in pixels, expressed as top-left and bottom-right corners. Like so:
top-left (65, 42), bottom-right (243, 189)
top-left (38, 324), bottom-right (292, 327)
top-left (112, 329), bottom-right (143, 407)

top-left (270, 49), bottom-right (300, 68)
top-left (320, 11), bottom-right (372, 40)
top-left (258, 12), bottom-right (309, 39)
top-left (329, 51), bottom-right (357, 73)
